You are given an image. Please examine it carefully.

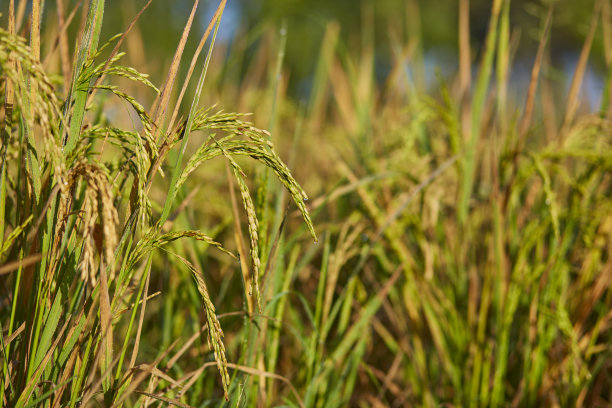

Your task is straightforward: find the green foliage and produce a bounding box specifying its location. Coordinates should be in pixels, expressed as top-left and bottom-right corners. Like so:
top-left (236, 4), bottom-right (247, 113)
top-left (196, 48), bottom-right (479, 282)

top-left (0, 0), bottom-right (313, 405)
top-left (2, 0), bottom-right (612, 407)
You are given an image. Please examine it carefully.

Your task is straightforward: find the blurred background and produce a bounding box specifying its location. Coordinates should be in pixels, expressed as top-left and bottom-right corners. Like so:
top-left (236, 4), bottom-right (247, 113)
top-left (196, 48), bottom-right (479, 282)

top-left (98, 0), bottom-right (604, 97)
top-left (2, 0), bottom-right (603, 112)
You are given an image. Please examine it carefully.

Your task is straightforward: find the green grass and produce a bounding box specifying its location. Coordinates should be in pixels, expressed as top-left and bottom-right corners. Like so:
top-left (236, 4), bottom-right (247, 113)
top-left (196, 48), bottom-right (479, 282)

top-left (2, 0), bottom-right (612, 406)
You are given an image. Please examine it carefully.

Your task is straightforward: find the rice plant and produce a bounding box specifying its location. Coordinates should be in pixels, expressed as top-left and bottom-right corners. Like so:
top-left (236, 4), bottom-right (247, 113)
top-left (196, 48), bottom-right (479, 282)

top-left (0, 0), bottom-right (314, 405)
top-left (2, 0), bottom-right (612, 407)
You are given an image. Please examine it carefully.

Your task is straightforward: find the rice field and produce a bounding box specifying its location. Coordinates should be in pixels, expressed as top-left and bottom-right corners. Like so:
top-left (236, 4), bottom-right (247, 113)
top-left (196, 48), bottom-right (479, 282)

top-left (2, 0), bottom-right (612, 406)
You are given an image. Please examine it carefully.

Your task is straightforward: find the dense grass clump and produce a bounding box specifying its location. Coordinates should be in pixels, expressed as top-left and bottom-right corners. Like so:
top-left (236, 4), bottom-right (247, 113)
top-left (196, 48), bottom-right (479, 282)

top-left (0, 1), bottom-right (315, 405)
top-left (2, 0), bottom-right (612, 407)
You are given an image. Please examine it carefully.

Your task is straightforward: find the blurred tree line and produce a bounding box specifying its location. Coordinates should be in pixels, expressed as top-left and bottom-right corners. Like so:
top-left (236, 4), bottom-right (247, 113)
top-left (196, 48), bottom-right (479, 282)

top-left (2, 0), bottom-right (602, 94)
top-left (233, 0), bottom-right (602, 85)
top-left (163, 0), bottom-right (598, 94)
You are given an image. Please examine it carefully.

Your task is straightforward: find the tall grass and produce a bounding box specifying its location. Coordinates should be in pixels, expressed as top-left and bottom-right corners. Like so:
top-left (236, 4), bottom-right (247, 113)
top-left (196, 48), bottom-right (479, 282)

top-left (2, 0), bottom-right (612, 407)
top-left (0, 0), bottom-right (314, 405)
